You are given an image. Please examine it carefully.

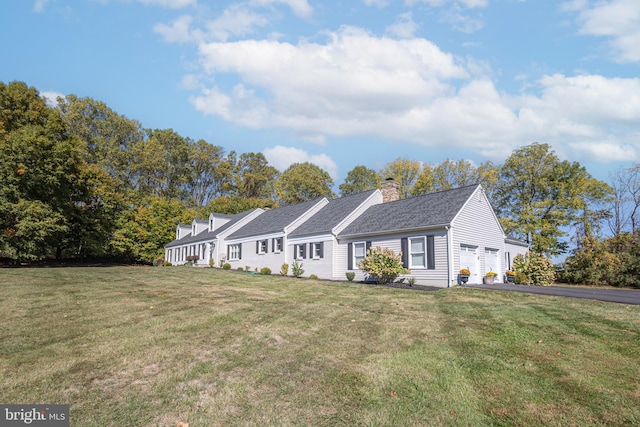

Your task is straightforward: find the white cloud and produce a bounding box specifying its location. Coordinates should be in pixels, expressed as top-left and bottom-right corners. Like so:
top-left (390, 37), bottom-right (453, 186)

top-left (205, 5), bottom-right (269, 41)
top-left (362, 0), bottom-right (391, 7)
top-left (154, 15), bottom-right (195, 43)
top-left (385, 12), bottom-right (419, 38)
top-left (407, 0), bottom-right (488, 9)
top-left (138, 0), bottom-right (196, 8)
top-left (40, 90), bottom-right (64, 107)
top-left (568, 0), bottom-right (640, 62)
top-left (33, 0), bottom-right (50, 13)
top-left (263, 145), bottom-right (338, 179)
top-left (154, 5), bottom-right (269, 43)
top-left (250, 0), bottom-right (313, 19)
top-left (439, 8), bottom-right (484, 33)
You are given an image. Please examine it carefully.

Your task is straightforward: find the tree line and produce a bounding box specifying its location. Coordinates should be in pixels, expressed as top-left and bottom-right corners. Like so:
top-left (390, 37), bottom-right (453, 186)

top-left (1, 81), bottom-right (638, 286)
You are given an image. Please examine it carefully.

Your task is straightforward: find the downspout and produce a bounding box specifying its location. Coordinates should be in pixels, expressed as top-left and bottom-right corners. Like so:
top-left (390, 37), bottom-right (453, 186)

top-left (446, 225), bottom-right (454, 287)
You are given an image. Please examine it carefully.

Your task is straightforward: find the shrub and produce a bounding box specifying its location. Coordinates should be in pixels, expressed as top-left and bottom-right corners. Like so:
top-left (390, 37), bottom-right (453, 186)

top-left (292, 260), bottom-right (304, 278)
top-left (357, 246), bottom-right (409, 284)
top-left (209, 258), bottom-right (215, 268)
top-left (164, 261), bottom-right (172, 267)
top-left (513, 252), bottom-right (555, 286)
top-left (309, 274), bottom-right (318, 280)
top-left (153, 258), bottom-right (164, 267)
top-left (245, 266), bottom-right (251, 271)
top-left (260, 267), bottom-right (272, 275)
top-left (222, 263), bottom-right (231, 270)
top-left (408, 277), bottom-right (416, 286)
top-left (345, 272), bottom-right (355, 282)
top-left (237, 267), bottom-right (244, 271)
top-left (280, 263), bottom-right (289, 276)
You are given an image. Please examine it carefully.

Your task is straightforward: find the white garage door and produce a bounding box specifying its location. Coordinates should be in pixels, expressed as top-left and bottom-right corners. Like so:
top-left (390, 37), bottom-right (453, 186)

top-left (460, 244), bottom-right (480, 284)
top-left (484, 248), bottom-right (500, 280)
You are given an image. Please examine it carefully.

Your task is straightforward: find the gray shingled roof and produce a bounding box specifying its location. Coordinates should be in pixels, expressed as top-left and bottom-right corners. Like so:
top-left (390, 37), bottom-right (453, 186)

top-left (338, 184), bottom-right (480, 237)
top-left (289, 190), bottom-right (377, 237)
top-left (228, 198), bottom-right (324, 239)
top-left (165, 209), bottom-right (261, 248)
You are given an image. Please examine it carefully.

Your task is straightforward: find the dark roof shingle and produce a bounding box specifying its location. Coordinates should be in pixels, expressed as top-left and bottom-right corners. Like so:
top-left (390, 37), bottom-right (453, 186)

top-left (228, 198), bottom-right (324, 239)
top-left (289, 190), bottom-right (377, 237)
top-left (165, 208), bottom-right (261, 248)
top-left (338, 184), bottom-right (479, 237)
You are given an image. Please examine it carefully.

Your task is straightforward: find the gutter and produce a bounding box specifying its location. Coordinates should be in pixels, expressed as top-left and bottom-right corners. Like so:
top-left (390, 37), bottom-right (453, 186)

top-left (338, 223), bottom-right (451, 240)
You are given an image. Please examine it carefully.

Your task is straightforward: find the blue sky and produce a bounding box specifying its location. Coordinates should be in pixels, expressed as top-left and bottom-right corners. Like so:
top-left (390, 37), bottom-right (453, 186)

top-left (2, 0), bottom-right (639, 185)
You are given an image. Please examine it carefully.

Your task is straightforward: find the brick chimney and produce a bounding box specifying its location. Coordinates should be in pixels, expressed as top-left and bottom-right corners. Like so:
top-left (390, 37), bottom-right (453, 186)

top-left (381, 177), bottom-right (400, 203)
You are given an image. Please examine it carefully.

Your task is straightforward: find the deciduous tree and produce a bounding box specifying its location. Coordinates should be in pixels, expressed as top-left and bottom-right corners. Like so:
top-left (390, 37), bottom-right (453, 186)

top-left (339, 165), bottom-right (381, 196)
top-left (275, 162), bottom-right (334, 205)
top-left (380, 157), bottom-right (421, 198)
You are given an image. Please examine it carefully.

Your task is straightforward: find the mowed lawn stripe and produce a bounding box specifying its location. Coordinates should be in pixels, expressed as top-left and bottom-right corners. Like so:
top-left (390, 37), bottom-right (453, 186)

top-left (0, 267), bottom-right (638, 426)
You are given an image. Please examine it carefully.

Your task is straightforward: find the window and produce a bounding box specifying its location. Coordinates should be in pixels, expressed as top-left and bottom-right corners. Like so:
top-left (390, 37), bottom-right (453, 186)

top-left (273, 237), bottom-right (283, 253)
top-left (257, 239), bottom-right (268, 254)
top-left (312, 242), bottom-right (324, 259)
top-left (353, 242), bottom-right (366, 268)
top-left (409, 237), bottom-right (426, 268)
top-left (294, 244), bottom-right (306, 260)
top-left (229, 244), bottom-right (241, 260)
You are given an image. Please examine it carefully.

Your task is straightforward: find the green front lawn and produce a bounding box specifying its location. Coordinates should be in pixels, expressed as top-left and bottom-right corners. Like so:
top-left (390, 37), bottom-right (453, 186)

top-left (1, 267), bottom-right (638, 426)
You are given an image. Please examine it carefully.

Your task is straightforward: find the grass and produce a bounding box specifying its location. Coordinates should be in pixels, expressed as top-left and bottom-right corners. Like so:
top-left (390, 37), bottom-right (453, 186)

top-left (1, 266), bottom-right (638, 426)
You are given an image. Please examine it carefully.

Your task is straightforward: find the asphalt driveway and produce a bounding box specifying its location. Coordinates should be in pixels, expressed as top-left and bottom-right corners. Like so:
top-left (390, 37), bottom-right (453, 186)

top-left (465, 282), bottom-right (640, 305)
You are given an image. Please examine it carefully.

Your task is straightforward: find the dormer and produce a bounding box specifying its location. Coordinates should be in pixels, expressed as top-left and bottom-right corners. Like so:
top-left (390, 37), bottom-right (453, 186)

top-left (176, 224), bottom-right (192, 240)
top-left (192, 219), bottom-right (208, 237)
top-left (208, 213), bottom-right (232, 232)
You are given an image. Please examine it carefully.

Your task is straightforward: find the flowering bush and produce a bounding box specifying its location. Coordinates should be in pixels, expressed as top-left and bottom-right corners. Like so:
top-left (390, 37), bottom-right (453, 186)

top-left (459, 268), bottom-right (470, 275)
top-left (485, 271), bottom-right (498, 277)
top-left (186, 255), bottom-right (199, 261)
top-left (505, 270), bottom-right (515, 276)
top-left (513, 252), bottom-right (555, 286)
top-left (357, 246), bottom-right (409, 284)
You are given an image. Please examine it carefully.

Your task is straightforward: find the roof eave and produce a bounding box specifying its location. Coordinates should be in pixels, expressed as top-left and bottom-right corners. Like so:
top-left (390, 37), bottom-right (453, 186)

top-left (338, 223), bottom-right (451, 239)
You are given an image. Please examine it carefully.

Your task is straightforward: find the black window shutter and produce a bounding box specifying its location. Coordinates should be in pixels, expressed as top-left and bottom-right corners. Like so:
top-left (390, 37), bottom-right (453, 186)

top-left (319, 242), bottom-right (324, 259)
top-left (348, 243), bottom-right (353, 270)
top-left (401, 238), bottom-right (408, 268)
top-left (256, 241), bottom-right (259, 254)
top-left (366, 241), bottom-right (372, 254)
top-left (227, 245), bottom-right (230, 260)
top-left (271, 238), bottom-right (275, 252)
top-left (238, 243), bottom-right (242, 260)
top-left (302, 244), bottom-right (306, 259)
top-left (427, 235), bottom-right (435, 269)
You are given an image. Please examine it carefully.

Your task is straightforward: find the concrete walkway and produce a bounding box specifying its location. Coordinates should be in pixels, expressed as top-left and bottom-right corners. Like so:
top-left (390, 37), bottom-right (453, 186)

top-left (464, 282), bottom-right (640, 305)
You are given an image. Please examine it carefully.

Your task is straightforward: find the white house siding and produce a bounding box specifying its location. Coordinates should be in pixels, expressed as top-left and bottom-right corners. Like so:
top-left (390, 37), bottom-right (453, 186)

top-left (287, 234), bottom-right (334, 279)
top-left (225, 233), bottom-right (285, 273)
top-left (505, 240), bottom-right (529, 271)
top-left (451, 188), bottom-right (506, 285)
top-left (337, 231), bottom-right (449, 287)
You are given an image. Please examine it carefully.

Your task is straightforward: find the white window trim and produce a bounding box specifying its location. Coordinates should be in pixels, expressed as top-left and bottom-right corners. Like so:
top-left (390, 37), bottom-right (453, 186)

top-left (312, 242), bottom-right (322, 260)
top-left (353, 241), bottom-right (366, 270)
top-left (229, 244), bottom-right (241, 261)
top-left (258, 239), bottom-right (268, 255)
top-left (274, 237), bottom-right (283, 253)
top-left (409, 236), bottom-right (426, 269)
top-left (294, 244), bottom-right (304, 260)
